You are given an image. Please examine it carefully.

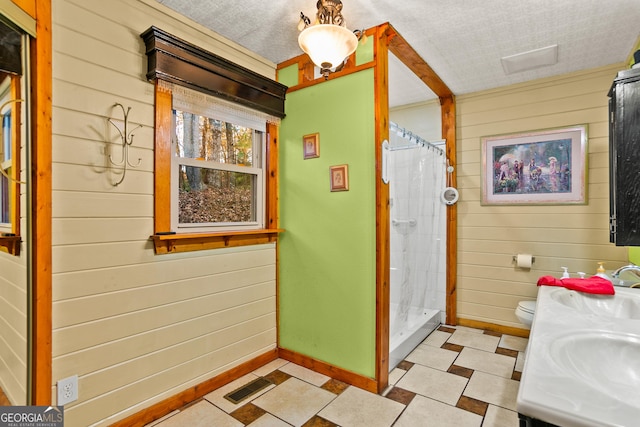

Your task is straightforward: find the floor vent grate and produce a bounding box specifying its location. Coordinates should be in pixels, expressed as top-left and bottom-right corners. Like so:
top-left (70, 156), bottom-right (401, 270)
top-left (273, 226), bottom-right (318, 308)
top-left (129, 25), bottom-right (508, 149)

top-left (223, 377), bottom-right (273, 404)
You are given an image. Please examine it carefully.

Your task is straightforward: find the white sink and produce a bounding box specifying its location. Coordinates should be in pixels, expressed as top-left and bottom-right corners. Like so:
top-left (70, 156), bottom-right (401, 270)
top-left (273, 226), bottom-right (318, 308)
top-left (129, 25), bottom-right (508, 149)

top-left (549, 288), bottom-right (640, 319)
top-left (518, 286), bottom-right (640, 427)
top-left (549, 331), bottom-right (640, 406)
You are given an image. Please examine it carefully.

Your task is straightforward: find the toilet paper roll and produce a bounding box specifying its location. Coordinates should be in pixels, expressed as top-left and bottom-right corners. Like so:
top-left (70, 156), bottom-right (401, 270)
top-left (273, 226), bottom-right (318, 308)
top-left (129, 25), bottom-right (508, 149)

top-left (516, 254), bottom-right (533, 269)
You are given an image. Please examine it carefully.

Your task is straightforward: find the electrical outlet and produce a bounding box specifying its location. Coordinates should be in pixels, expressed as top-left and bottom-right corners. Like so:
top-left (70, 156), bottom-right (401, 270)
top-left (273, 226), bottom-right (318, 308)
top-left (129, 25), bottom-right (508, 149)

top-left (57, 375), bottom-right (78, 405)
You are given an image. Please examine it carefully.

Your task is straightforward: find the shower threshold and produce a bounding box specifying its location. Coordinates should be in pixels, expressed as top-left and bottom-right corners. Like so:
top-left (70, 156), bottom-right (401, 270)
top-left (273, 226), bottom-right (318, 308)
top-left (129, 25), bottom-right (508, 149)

top-left (389, 308), bottom-right (440, 371)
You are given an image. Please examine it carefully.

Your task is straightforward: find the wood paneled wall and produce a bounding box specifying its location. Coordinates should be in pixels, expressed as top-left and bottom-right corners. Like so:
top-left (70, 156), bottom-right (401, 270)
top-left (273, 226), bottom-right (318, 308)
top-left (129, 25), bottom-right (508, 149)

top-left (0, 249), bottom-right (28, 405)
top-left (455, 64), bottom-right (629, 329)
top-left (50, 0), bottom-right (278, 425)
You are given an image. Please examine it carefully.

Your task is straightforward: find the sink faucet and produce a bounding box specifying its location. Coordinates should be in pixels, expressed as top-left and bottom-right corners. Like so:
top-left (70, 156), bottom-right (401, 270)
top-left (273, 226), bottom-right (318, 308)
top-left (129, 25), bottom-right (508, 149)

top-left (611, 264), bottom-right (640, 279)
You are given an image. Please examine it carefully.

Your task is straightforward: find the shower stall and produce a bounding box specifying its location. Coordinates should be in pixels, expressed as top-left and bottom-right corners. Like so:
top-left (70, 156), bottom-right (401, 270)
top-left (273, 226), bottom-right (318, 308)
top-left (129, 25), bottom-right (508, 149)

top-left (385, 122), bottom-right (448, 370)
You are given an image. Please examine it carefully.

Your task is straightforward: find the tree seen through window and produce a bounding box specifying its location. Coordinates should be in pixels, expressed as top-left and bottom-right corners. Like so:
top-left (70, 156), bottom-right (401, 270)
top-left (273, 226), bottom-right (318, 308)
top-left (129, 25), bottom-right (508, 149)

top-left (173, 110), bottom-right (261, 225)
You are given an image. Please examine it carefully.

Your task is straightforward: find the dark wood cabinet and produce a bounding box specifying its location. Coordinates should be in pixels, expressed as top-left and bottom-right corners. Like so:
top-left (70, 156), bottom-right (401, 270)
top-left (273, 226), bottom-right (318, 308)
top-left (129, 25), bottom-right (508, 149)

top-left (608, 67), bottom-right (640, 246)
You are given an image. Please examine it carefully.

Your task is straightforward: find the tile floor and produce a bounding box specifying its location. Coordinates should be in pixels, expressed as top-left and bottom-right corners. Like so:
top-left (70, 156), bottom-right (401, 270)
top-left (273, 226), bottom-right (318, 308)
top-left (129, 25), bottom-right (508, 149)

top-left (147, 325), bottom-right (528, 427)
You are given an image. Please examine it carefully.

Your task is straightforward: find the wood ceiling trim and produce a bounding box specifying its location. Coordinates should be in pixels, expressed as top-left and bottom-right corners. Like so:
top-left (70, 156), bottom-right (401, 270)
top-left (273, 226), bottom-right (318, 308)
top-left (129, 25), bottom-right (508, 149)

top-left (386, 25), bottom-right (453, 100)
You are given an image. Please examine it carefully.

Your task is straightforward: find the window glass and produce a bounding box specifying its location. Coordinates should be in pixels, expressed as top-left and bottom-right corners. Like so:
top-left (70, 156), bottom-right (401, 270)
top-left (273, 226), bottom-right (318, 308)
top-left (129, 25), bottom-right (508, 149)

top-left (177, 166), bottom-right (256, 224)
top-left (0, 19), bottom-right (23, 226)
top-left (0, 78), bottom-right (12, 225)
top-left (172, 109), bottom-right (264, 231)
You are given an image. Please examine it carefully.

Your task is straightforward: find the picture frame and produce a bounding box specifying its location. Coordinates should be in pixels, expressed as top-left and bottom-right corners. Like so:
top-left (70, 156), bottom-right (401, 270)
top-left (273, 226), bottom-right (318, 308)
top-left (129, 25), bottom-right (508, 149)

top-left (329, 164), bottom-right (349, 192)
top-left (481, 125), bottom-right (588, 205)
top-left (303, 133), bottom-right (320, 159)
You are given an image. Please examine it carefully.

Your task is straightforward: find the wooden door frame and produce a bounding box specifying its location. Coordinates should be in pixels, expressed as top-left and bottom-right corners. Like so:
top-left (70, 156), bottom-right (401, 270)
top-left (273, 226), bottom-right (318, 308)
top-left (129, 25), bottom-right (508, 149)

top-left (374, 24), bottom-right (456, 392)
top-left (29, 0), bottom-right (53, 405)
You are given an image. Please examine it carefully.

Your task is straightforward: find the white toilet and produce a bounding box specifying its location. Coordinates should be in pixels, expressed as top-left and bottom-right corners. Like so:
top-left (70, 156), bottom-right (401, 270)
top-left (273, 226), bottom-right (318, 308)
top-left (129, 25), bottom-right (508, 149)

top-left (515, 300), bottom-right (536, 327)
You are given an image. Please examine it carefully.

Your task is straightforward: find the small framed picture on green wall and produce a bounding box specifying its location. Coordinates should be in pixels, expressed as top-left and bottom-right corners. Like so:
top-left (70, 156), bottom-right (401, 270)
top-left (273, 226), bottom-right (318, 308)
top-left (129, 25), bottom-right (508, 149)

top-left (330, 164), bottom-right (349, 192)
top-left (303, 133), bottom-right (320, 159)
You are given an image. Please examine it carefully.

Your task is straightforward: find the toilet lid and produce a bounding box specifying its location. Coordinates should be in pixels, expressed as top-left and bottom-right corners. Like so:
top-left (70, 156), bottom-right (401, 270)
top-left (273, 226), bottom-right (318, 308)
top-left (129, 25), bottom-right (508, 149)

top-left (518, 300), bottom-right (536, 314)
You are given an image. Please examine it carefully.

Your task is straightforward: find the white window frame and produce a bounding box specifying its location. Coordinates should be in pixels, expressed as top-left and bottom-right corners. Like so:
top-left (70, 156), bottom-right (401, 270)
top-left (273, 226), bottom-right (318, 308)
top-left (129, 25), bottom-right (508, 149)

top-left (169, 92), bottom-right (267, 233)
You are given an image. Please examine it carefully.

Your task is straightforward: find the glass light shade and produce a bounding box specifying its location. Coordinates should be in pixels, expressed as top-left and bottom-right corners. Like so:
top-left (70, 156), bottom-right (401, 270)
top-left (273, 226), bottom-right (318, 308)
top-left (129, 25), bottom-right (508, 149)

top-left (298, 24), bottom-right (358, 69)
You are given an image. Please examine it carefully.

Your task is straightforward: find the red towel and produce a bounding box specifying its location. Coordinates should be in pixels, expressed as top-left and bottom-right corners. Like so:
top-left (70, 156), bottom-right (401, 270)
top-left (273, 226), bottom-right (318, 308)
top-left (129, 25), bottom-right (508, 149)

top-left (537, 275), bottom-right (615, 295)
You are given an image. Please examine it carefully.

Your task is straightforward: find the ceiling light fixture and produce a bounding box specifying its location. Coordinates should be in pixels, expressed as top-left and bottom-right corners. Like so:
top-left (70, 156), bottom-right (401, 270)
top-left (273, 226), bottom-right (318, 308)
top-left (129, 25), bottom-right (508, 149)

top-left (298, 0), bottom-right (362, 80)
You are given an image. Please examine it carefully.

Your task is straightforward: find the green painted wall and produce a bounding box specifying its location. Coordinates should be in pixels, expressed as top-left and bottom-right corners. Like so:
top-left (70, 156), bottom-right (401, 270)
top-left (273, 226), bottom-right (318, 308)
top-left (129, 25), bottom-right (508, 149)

top-left (278, 69), bottom-right (377, 377)
top-left (278, 63), bottom-right (298, 88)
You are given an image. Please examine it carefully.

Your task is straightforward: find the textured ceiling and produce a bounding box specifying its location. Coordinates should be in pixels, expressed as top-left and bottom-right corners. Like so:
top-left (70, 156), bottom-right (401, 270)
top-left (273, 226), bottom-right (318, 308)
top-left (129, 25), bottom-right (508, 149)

top-left (155, 0), bottom-right (640, 107)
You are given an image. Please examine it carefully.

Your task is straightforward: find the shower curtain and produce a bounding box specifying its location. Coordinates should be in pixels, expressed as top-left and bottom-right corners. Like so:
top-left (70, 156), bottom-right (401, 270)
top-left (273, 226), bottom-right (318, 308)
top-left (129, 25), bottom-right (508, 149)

top-left (387, 124), bottom-right (447, 366)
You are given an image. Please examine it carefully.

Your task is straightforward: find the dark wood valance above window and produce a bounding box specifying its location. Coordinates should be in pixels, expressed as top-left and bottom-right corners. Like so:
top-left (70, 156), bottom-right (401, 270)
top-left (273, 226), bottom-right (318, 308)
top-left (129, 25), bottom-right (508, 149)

top-left (140, 26), bottom-right (287, 118)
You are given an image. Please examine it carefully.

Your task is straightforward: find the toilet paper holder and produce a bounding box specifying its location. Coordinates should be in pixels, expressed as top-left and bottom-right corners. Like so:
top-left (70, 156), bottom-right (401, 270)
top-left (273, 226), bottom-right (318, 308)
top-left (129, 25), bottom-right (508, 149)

top-left (512, 254), bottom-right (535, 267)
